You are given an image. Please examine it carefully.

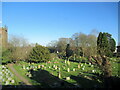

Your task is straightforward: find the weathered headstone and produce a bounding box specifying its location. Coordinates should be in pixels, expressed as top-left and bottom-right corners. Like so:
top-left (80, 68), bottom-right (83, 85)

top-left (67, 68), bottom-right (70, 72)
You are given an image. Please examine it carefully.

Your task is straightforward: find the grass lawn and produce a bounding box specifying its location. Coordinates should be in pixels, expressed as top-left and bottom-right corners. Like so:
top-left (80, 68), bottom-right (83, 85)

top-left (2, 58), bottom-right (120, 88)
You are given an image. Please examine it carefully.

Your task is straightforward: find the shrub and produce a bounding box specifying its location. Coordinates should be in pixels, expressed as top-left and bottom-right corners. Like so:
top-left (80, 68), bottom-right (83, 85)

top-left (29, 44), bottom-right (51, 63)
top-left (2, 49), bottom-right (12, 64)
top-left (50, 53), bottom-right (59, 60)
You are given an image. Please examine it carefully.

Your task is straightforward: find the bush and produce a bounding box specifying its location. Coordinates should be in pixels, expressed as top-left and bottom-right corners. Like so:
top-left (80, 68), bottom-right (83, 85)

top-left (50, 53), bottom-right (59, 60)
top-left (29, 44), bottom-right (51, 63)
top-left (2, 49), bottom-right (12, 64)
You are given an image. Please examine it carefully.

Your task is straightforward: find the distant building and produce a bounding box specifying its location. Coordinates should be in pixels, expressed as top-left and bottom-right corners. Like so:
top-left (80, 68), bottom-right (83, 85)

top-left (0, 27), bottom-right (8, 49)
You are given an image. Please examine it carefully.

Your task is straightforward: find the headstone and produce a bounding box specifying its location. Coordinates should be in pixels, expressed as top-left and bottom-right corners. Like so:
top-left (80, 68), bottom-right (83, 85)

top-left (41, 65), bottom-right (44, 68)
top-left (65, 60), bottom-right (67, 64)
top-left (91, 65), bottom-right (93, 67)
top-left (78, 64), bottom-right (80, 69)
top-left (67, 60), bottom-right (70, 66)
top-left (92, 70), bottom-right (95, 73)
top-left (73, 68), bottom-right (75, 71)
top-left (82, 67), bottom-right (84, 70)
top-left (28, 74), bottom-right (32, 77)
top-left (81, 64), bottom-right (83, 67)
top-left (11, 80), bottom-right (14, 83)
top-left (67, 68), bottom-right (70, 72)
top-left (89, 63), bottom-right (91, 65)
top-left (55, 66), bottom-right (57, 70)
top-left (38, 65), bottom-right (40, 69)
top-left (66, 77), bottom-right (70, 80)
top-left (23, 65), bottom-right (25, 69)
top-left (58, 72), bottom-right (61, 79)
top-left (53, 65), bottom-right (56, 68)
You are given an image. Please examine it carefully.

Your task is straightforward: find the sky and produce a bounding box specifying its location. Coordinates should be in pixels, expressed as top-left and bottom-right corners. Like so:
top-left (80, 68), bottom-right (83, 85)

top-left (2, 2), bottom-right (118, 46)
top-left (2, 0), bottom-right (120, 2)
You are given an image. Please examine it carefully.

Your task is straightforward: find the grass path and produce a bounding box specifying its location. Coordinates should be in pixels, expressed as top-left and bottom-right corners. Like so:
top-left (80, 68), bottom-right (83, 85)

top-left (7, 64), bottom-right (32, 85)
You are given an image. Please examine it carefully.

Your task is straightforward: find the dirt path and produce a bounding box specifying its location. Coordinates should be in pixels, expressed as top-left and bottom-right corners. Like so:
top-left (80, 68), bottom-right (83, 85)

top-left (7, 64), bottom-right (32, 85)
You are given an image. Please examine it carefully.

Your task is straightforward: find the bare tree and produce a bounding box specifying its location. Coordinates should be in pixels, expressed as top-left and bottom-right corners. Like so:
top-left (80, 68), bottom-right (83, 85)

top-left (9, 35), bottom-right (32, 62)
top-left (72, 32), bottom-right (97, 57)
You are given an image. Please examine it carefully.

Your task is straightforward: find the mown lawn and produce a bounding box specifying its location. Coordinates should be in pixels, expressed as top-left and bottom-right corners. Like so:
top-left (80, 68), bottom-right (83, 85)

top-left (4, 58), bottom-right (120, 88)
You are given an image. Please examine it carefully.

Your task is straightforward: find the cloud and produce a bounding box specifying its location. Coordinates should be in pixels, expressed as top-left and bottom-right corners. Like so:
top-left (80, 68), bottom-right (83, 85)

top-left (0, 21), bottom-right (2, 24)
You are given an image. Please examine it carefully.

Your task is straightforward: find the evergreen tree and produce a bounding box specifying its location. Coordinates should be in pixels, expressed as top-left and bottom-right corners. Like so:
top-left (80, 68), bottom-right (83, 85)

top-left (109, 38), bottom-right (116, 52)
top-left (29, 44), bottom-right (50, 63)
top-left (66, 44), bottom-right (73, 59)
top-left (97, 32), bottom-right (116, 57)
top-left (97, 32), bottom-right (103, 54)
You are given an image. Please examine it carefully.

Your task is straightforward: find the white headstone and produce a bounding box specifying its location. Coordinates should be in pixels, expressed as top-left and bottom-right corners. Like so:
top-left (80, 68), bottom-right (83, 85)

top-left (67, 68), bottom-right (70, 72)
top-left (66, 77), bottom-right (70, 80)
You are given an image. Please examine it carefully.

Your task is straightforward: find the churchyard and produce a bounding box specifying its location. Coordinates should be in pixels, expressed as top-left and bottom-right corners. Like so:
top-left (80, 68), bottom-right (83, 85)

top-left (1, 57), bottom-right (120, 88)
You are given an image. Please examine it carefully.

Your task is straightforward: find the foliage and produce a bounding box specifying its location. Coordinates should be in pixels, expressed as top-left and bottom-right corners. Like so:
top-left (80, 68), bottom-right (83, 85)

top-left (29, 44), bottom-right (51, 63)
top-left (57, 52), bottom-right (66, 59)
top-left (10, 46), bottom-right (32, 62)
top-left (89, 55), bottom-right (112, 78)
top-left (50, 53), bottom-right (59, 60)
top-left (66, 44), bottom-right (73, 59)
top-left (72, 32), bottom-right (97, 57)
top-left (97, 32), bottom-right (116, 57)
top-left (2, 49), bottom-right (12, 64)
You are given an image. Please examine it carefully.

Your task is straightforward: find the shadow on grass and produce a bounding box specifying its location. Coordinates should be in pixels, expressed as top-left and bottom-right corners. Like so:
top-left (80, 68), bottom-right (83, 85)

top-left (29, 69), bottom-right (104, 88)
top-left (81, 71), bottom-right (120, 88)
top-left (29, 69), bottom-right (75, 88)
top-left (70, 75), bottom-right (103, 88)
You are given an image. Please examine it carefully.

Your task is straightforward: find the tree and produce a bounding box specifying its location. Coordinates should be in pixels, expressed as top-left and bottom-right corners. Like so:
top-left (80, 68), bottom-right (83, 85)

top-left (72, 32), bottom-right (97, 57)
top-left (97, 32), bottom-right (103, 54)
top-left (66, 44), bottom-right (73, 59)
top-left (29, 44), bottom-right (51, 63)
top-left (89, 55), bottom-right (112, 78)
top-left (97, 32), bottom-right (116, 57)
top-left (8, 35), bottom-right (32, 63)
top-left (47, 40), bottom-right (58, 53)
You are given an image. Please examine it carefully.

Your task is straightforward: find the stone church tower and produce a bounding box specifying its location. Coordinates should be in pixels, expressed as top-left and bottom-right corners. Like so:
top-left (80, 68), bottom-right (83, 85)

top-left (0, 27), bottom-right (8, 49)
